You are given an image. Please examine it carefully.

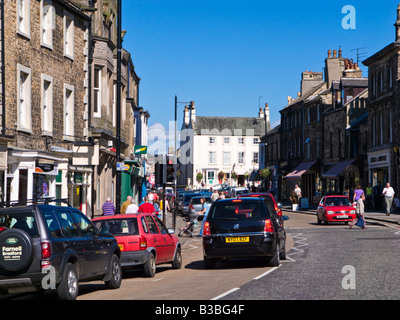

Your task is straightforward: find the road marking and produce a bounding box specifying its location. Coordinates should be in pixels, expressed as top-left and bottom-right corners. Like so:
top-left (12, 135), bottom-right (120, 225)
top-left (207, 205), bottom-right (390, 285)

top-left (253, 266), bottom-right (280, 280)
top-left (211, 287), bottom-right (240, 300)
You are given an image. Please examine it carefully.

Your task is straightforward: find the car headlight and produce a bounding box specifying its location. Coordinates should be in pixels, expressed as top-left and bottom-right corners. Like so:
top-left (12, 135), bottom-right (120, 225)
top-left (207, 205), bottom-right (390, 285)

top-left (327, 210), bottom-right (334, 215)
top-left (350, 210), bottom-right (355, 214)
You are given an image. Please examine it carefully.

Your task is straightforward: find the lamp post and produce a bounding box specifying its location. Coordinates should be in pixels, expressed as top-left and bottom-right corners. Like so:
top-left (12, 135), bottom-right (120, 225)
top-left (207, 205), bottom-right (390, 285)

top-left (115, 0), bottom-right (122, 214)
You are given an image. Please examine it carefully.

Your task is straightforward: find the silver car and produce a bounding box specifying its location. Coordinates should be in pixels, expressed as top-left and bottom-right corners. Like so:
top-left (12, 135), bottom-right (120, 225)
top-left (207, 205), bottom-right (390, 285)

top-left (188, 196), bottom-right (212, 218)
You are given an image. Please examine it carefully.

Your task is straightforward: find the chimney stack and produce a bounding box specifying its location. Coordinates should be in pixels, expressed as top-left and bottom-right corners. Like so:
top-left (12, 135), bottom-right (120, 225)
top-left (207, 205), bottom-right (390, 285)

top-left (184, 105), bottom-right (190, 126)
top-left (189, 101), bottom-right (196, 123)
top-left (395, 4), bottom-right (400, 42)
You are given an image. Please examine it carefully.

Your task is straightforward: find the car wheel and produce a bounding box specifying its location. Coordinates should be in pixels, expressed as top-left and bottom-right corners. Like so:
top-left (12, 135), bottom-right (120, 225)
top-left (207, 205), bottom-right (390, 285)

top-left (57, 262), bottom-right (79, 300)
top-left (269, 243), bottom-right (280, 267)
top-left (105, 254), bottom-right (122, 289)
top-left (171, 246), bottom-right (182, 269)
top-left (317, 216), bottom-right (322, 224)
top-left (204, 256), bottom-right (217, 269)
top-left (144, 252), bottom-right (156, 277)
top-left (279, 241), bottom-right (287, 260)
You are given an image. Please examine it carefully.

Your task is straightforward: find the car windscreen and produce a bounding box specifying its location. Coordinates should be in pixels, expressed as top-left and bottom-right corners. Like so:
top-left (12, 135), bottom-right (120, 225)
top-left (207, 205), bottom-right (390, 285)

top-left (0, 212), bottom-right (39, 237)
top-left (208, 200), bottom-right (269, 221)
top-left (93, 218), bottom-right (139, 236)
top-left (184, 194), bottom-right (200, 202)
top-left (324, 197), bottom-right (352, 207)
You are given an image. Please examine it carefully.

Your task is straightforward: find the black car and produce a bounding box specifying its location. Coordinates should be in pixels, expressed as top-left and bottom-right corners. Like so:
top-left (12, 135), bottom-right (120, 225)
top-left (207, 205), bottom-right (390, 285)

top-left (0, 201), bottom-right (122, 300)
top-left (202, 198), bottom-right (289, 269)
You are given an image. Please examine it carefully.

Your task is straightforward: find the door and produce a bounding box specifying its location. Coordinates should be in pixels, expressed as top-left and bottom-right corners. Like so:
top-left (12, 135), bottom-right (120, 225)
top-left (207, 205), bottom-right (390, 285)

top-left (144, 215), bottom-right (165, 262)
top-left (154, 216), bottom-right (175, 262)
top-left (70, 210), bottom-right (109, 275)
top-left (55, 209), bottom-right (93, 276)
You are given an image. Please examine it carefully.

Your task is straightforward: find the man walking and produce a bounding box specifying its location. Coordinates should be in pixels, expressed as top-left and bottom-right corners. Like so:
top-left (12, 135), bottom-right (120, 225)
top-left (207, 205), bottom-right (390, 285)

top-left (102, 197), bottom-right (116, 216)
top-left (382, 182), bottom-right (395, 216)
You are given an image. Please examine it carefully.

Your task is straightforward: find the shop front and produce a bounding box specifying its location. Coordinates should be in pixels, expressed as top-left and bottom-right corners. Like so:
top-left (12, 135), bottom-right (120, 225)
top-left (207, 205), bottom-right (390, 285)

top-left (368, 149), bottom-right (392, 187)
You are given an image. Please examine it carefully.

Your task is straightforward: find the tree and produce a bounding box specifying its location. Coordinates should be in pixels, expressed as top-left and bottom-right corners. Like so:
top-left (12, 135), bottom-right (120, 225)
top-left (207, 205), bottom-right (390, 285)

top-left (260, 168), bottom-right (270, 179)
top-left (218, 171), bottom-right (225, 183)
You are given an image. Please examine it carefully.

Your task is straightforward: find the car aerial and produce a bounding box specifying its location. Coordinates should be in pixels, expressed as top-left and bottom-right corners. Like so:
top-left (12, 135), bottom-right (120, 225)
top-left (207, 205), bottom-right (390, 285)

top-left (188, 196), bottom-right (212, 218)
top-left (92, 213), bottom-right (182, 277)
top-left (202, 197), bottom-right (289, 269)
top-left (316, 195), bottom-right (356, 225)
top-left (181, 192), bottom-right (201, 216)
top-left (0, 200), bottom-right (121, 300)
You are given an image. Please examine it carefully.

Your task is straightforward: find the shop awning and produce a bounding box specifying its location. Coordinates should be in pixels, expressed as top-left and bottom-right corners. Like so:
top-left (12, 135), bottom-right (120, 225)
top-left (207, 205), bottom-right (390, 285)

top-left (322, 159), bottom-right (356, 178)
top-left (285, 160), bottom-right (317, 179)
top-left (249, 170), bottom-right (262, 181)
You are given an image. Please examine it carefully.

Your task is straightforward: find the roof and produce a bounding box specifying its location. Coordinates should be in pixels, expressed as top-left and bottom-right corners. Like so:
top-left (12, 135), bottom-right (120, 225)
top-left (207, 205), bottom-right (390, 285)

top-left (193, 116), bottom-right (267, 136)
top-left (363, 42), bottom-right (400, 66)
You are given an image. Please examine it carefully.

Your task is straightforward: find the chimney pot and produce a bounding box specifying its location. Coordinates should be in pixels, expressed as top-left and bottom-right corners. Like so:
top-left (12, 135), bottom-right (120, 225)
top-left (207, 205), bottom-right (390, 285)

top-left (333, 50), bottom-right (337, 57)
top-left (328, 50), bottom-right (332, 58)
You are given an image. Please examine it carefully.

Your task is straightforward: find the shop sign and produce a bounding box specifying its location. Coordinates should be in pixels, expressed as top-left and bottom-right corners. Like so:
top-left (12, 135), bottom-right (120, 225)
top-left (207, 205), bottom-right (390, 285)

top-left (35, 161), bottom-right (58, 176)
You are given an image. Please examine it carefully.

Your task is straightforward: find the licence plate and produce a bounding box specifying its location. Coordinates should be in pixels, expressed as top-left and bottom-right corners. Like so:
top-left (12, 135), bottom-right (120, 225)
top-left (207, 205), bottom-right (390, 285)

top-left (118, 244), bottom-right (124, 251)
top-left (336, 215), bottom-right (348, 219)
top-left (225, 236), bottom-right (250, 243)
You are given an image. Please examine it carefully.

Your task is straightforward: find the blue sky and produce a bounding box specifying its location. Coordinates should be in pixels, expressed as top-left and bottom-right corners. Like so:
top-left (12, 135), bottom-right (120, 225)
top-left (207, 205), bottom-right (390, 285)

top-left (122, 0), bottom-right (398, 149)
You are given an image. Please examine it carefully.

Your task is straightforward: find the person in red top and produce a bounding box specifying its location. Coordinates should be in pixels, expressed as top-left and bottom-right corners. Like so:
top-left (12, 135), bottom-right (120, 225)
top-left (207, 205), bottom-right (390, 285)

top-left (138, 196), bottom-right (156, 214)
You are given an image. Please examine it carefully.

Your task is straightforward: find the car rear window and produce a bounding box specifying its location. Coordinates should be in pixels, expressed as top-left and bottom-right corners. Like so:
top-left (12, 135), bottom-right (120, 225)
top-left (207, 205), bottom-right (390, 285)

top-left (93, 218), bottom-right (139, 236)
top-left (191, 197), bottom-right (212, 205)
top-left (0, 212), bottom-right (39, 237)
top-left (184, 194), bottom-right (200, 202)
top-left (208, 200), bottom-right (270, 221)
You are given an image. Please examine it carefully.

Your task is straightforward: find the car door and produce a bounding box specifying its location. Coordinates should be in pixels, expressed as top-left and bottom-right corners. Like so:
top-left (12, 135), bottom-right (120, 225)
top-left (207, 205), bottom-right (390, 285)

top-left (70, 210), bottom-right (109, 276)
top-left (144, 215), bottom-right (165, 263)
top-left (317, 197), bottom-right (325, 220)
top-left (54, 209), bottom-right (93, 276)
top-left (153, 216), bottom-right (175, 262)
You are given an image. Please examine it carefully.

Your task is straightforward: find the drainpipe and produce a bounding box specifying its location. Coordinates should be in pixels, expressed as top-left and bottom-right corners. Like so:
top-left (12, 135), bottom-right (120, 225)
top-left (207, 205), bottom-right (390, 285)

top-left (1, 0), bottom-right (5, 135)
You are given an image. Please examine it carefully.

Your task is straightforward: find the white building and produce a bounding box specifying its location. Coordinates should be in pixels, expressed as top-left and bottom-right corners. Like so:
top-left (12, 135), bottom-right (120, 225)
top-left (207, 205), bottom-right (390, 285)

top-left (179, 102), bottom-right (270, 189)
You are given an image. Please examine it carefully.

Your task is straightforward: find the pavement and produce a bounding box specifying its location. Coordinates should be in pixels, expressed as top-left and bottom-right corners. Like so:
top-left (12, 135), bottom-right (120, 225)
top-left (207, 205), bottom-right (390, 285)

top-left (282, 204), bottom-right (400, 226)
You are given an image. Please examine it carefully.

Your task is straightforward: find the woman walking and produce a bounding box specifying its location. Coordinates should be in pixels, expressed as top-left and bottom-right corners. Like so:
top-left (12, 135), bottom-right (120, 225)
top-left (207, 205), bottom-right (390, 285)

top-left (349, 194), bottom-right (366, 229)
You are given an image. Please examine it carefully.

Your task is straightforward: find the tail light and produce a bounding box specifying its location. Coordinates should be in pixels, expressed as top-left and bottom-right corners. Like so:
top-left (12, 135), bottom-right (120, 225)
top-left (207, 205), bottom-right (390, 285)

top-left (139, 235), bottom-right (147, 250)
top-left (275, 205), bottom-right (282, 217)
top-left (203, 222), bottom-right (211, 236)
top-left (0, 227), bottom-right (6, 232)
top-left (41, 241), bottom-right (51, 259)
top-left (264, 219), bottom-right (274, 233)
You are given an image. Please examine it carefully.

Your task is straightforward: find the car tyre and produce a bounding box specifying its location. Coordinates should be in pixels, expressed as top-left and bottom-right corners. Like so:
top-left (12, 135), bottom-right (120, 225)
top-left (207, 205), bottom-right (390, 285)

top-left (279, 241), bottom-right (287, 260)
top-left (269, 243), bottom-right (280, 267)
top-left (204, 256), bottom-right (217, 269)
top-left (105, 254), bottom-right (122, 289)
top-left (171, 246), bottom-right (182, 269)
top-left (144, 252), bottom-right (156, 277)
top-left (57, 262), bottom-right (79, 300)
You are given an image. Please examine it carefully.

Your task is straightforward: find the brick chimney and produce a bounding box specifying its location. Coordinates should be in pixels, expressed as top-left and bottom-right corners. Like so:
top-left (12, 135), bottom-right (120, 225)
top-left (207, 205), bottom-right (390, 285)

top-left (184, 105), bottom-right (190, 126)
top-left (301, 71), bottom-right (323, 95)
top-left (189, 101), bottom-right (196, 123)
top-left (325, 48), bottom-right (346, 86)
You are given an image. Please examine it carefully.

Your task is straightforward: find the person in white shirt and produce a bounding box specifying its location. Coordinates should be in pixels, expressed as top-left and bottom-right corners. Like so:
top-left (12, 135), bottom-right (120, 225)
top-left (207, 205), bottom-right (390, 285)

top-left (126, 199), bottom-right (139, 214)
top-left (382, 182), bottom-right (395, 216)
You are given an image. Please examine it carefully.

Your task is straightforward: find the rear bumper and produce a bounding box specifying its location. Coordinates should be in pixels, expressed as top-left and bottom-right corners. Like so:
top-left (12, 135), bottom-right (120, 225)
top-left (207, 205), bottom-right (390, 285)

top-left (203, 234), bottom-right (277, 259)
top-left (0, 273), bottom-right (45, 294)
top-left (121, 250), bottom-right (149, 268)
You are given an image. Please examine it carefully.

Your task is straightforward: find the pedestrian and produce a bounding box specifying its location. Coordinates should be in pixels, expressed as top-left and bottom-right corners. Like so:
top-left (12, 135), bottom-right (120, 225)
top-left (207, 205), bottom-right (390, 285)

top-left (211, 190), bottom-right (219, 202)
top-left (138, 196), bottom-right (156, 214)
top-left (382, 182), bottom-right (395, 216)
top-left (102, 197), bottom-right (115, 216)
top-left (365, 183), bottom-right (373, 210)
top-left (199, 198), bottom-right (211, 237)
top-left (353, 185), bottom-right (364, 203)
top-left (218, 191), bottom-right (225, 200)
top-left (153, 199), bottom-right (161, 219)
top-left (126, 198), bottom-right (139, 214)
top-left (120, 195), bottom-right (132, 214)
top-left (349, 194), bottom-right (366, 229)
top-left (374, 181), bottom-right (383, 210)
top-left (294, 184), bottom-right (302, 208)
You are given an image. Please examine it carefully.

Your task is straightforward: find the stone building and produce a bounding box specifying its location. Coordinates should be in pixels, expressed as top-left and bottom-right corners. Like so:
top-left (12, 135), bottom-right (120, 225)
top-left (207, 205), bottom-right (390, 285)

top-left (179, 102), bottom-right (268, 189)
top-left (362, 4), bottom-right (400, 194)
top-left (2, 0), bottom-right (92, 206)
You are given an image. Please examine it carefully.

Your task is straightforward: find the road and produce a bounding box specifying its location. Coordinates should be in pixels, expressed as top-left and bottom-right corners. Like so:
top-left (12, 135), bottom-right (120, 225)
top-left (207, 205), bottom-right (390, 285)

top-left (13, 210), bottom-right (400, 301)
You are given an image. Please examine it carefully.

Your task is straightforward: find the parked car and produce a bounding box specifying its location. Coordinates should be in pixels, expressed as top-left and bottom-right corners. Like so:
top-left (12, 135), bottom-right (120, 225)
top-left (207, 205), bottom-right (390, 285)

top-left (181, 193), bottom-right (201, 216)
top-left (238, 193), bottom-right (283, 225)
top-left (229, 187), bottom-right (249, 198)
top-left (188, 196), bottom-right (212, 218)
top-left (202, 197), bottom-right (289, 269)
top-left (0, 201), bottom-right (122, 300)
top-left (92, 213), bottom-right (182, 277)
top-left (316, 195), bottom-right (356, 225)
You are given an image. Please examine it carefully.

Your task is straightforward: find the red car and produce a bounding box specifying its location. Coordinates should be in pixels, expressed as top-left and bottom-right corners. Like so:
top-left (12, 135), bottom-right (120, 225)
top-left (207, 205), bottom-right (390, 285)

top-left (92, 213), bottom-right (182, 277)
top-left (238, 193), bottom-right (283, 218)
top-left (316, 195), bottom-right (356, 224)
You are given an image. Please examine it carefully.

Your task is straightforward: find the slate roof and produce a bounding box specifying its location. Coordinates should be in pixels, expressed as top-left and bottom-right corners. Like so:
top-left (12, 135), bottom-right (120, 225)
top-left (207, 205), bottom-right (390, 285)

top-left (192, 116), bottom-right (267, 136)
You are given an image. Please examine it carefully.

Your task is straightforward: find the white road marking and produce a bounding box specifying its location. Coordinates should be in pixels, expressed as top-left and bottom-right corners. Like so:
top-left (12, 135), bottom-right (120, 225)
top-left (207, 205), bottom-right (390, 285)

top-left (211, 287), bottom-right (240, 300)
top-left (253, 266), bottom-right (280, 280)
